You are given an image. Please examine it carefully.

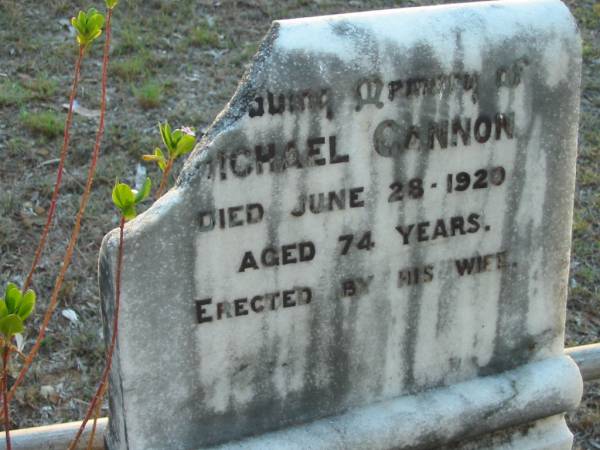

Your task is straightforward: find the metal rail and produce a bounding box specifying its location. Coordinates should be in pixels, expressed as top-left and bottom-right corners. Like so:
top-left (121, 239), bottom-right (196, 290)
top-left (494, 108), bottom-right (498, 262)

top-left (565, 342), bottom-right (600, 382)
top-left (0, 344), bottom-right (597, 449)
top-left (0, 417), bottom-right (106, 449)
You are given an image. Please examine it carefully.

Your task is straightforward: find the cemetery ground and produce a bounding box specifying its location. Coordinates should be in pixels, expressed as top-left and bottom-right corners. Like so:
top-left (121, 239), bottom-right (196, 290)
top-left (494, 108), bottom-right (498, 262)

top-left (0, 0), bottom-right (598, 448)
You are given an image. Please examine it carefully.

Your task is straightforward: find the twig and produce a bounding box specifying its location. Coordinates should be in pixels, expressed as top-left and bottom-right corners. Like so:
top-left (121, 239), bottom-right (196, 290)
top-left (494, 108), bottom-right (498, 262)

top-left (2, 347), bottom-right (11, 450)
top-left (34, 158), bottom-right (61, 169)
top-left (86, 380), bottom-right (107, 450)
top-left (155, 157), bottom-right (174, 199)
top-left (23, 46), bottom-right (85, 292)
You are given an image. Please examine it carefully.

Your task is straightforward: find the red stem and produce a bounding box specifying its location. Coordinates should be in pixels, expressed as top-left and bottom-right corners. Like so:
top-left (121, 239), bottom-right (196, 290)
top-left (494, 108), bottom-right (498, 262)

top-left (68, 215), bottom-right (124, 450)
top-left (6, 8), bottom-right (114, 406)
top-left (86, 391), bottom-right (104, 450)
top-left (23, 45), bottom-right (85, 292)
top-left (2, 347), bottom-right (11, 450)
top-left (155, 157), bottom-right (174, 199)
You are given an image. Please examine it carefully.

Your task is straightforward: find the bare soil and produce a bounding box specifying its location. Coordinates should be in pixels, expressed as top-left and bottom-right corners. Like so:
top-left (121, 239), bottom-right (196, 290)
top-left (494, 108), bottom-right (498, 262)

top-left (0, 0), bottom-right (598, 448)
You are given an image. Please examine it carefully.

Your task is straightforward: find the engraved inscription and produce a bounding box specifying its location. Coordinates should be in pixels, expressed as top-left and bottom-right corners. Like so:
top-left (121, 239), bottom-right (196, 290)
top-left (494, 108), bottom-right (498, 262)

top-left (195, 59), bottom-right (529, 325)
top-left (248, 88), bottom-right (333, 119)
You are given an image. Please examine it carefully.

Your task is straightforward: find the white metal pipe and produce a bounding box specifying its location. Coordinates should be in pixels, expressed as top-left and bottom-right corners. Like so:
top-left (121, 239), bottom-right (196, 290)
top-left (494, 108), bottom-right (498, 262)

top-left (565, 342), bottom-right (600, 382)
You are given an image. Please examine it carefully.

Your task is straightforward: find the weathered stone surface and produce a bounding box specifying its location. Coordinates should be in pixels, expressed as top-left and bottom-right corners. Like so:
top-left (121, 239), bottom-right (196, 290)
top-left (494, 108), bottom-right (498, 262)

top-left (205, 356), bottom-right (582, 450)
top-left (99, 1), bottom-right (582, 449)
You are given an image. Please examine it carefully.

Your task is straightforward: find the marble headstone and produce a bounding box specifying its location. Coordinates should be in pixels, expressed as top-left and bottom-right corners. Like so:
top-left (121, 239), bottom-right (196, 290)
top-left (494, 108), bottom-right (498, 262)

top-left (99, 1), bottom-right (583, 449)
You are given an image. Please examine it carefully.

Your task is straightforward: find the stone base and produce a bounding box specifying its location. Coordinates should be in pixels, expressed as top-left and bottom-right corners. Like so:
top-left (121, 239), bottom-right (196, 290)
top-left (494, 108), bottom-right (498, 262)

top-left (205, 356), bottom-right (581, 450)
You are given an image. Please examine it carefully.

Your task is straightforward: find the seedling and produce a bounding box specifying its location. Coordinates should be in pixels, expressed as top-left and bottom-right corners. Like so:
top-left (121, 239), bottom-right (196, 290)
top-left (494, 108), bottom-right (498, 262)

top-left (143, 122), bottom-right (196, 197)
top-left (112, 177), bottom-right (152, 220)
top-left (0, 284), bottom-right (36, 340)
top-left (71, 9), bottom-right (105, 48)
top-left (0, 283), bottom-right (35, 450)
top-left (21, 7), bottom-right (105, 294)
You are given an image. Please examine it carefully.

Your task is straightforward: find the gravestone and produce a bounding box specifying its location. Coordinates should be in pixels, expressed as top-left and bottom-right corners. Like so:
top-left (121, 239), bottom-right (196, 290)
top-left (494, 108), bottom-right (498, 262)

top-left (99, 1), bottom-right (583, 449)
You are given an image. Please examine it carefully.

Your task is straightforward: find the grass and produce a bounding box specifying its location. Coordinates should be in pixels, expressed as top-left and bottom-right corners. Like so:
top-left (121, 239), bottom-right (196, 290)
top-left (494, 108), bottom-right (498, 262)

top-left (20, 110), bottom-right (64, 139)
top-left (573, 6), bottom-right (600, 29)
top-left (230, 42), bottom-right (259, 67)
top-left (5, 137), bottom-right (28, 158)
top-left (112, 23), bottom-right (145, 55)
top-left (111, 53), bottom-right (150, 81)
top-left (0, 76), bottom-right (57, 107)
top-left (0, 191), bottom-right (16, 217)
top-left (582, 41), bottom-right (600, 62)
top-left (572, 210), bottom-right (591, 234)
top-left (133, 80), bottom-right (163, 109)
top-left (188, 20), bottom-right (221, 48)
top-left (23, 74), bottom-right (58, 100)
top-left (0, 81), bottom-right (32, 106)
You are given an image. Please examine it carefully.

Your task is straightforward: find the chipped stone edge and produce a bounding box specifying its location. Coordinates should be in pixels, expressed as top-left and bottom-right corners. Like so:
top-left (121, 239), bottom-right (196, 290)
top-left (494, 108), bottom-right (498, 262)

top-left (205, 355), bottom-right (582, 450)
top-left (178, 22), bottom-right (280, 187)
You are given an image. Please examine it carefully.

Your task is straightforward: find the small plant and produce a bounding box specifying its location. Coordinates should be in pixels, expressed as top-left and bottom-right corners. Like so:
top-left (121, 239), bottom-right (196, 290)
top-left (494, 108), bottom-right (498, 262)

top-left (0, 283), bottom-right (35, 450)
top-left (5, 0), bottom-right (114, 428)
top-left (112, 177), bottom-right (152, 220)
top-left (143, 122), bottom-right (196, 197)
top-left (20, 110), bottom-right (64, 139)
top-left (5, 0), bottom-right (191, 444)
top-left (0, 284), bottom-right (36, 346)
top-left (134, 80), bottom-right (163, 109)
top-left (20, 7), bottom-right (106, 293)
top-left (71, 8), bottom-right (105, 48)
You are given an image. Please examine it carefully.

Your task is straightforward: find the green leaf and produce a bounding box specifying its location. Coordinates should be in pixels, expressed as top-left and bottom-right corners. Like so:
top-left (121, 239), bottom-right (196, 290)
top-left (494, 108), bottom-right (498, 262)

top-left (171, 129), bottom-right (183, 145)
top-left (71, 16), bottom-right (82, 35)
top-left (89, 12), bottom-right (105, 30)
top-left (154, 148), bottom-right (166, 171)
top-left (72, 8), bottom-right (105, 47)
top-left (122, 205), bottom-right (137, 221)
top-left (0, 301), bottom-right (8, 320)
top-left (89, 28), bottom-right (102, 42)
top-left (0, 314), bottom-right (24, 339)
top-left (159, 122), bottom-right (174, 153)
top-left (175, 133), bottom-right (196, 157)
top-left (134, 177), bottom-right (152, 203)
top-left (141, 148), bottom-right (166, 170)
top-left (5, 283), bottom-right (21, 314)
top-left (17, 290), bottom-right (35, 321)
top-left (5, 282), bottom-right (19, 300)
top-left (106, 0), bottom-right (119, 8)
top-left (112, 182), bottom-right (135, 210)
